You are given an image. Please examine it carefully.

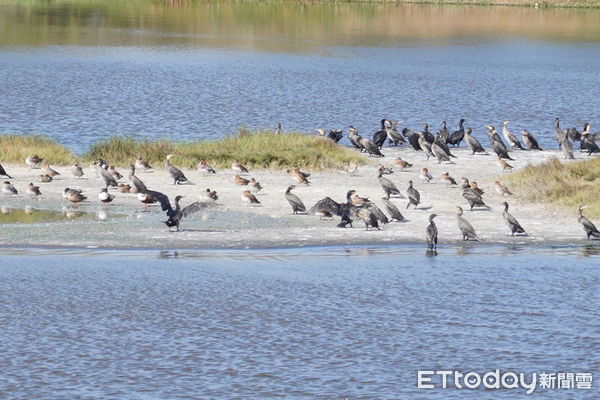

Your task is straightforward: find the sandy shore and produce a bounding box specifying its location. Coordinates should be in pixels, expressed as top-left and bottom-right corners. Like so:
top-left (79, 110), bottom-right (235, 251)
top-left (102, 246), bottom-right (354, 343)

top-left (0, 147), bottom-right (598, 249)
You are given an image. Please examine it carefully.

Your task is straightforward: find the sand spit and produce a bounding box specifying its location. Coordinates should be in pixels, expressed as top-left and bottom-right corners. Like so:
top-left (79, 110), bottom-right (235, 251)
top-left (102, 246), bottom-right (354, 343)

top-left (0, 147), bottom-right (598, 249)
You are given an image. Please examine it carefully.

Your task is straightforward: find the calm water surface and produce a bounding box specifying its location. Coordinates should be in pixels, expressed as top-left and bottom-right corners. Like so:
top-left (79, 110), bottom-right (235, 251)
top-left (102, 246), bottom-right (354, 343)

top-left (0, 245), bottom-right (598, 398)
top-left (1, 1), bottom-right (600, 152)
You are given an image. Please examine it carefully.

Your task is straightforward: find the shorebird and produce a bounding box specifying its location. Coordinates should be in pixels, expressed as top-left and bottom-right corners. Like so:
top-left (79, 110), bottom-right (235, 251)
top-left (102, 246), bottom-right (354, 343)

top-left (241, 189), bottom-right (260, 206)
top-left (232, 159), bottom-right (249, 174)
top-left (165, 154), bottom-right (190, 185)
top-left (285, 185), bottom-right (306, 214)
top-left (25, 155), bottom-right (43, 168)
top-left (26, 183), bottom-right (42, 197)
top-left (462, 186), bottom-right (490, 211)
top-left (378, 165), bottom-right (402, 199)
top-left (465, 128), bottom-right (487, 155)
top-left (381, 197), bottom-right (406, 222)
top-left (345, 162), bottom-right (358, 175)
top-left (494, 181), bottom-right (513, 197)
top-left (521, 130), bottom-right (542, 150)
top-left (128, 165), bottom-right (147, 193)
top-left (502, 121), bottom-right (524, 150)
top-left (99, 188), bottom-right (115, 203)
top-left (94, 160), bottom-right (118, 188)
top-left (135, 156), bottom-right (152, 171)
top-left (197, 159), bottom-right (216, 174)
top-left (38, 175), bottom-right (52, 183)
top-left (2, 181), bottom-right (17, 195)
top-left (71, 163), bottom-right (84, 178)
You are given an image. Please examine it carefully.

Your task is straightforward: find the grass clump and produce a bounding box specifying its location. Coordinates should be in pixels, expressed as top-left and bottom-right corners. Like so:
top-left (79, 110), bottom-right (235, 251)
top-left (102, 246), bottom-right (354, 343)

top-left (85, 129), bottom-right (366, 170)
top-left (0, 134), bottom-right (75, 165)
top-left (504, 157), bottom-right (600, 218)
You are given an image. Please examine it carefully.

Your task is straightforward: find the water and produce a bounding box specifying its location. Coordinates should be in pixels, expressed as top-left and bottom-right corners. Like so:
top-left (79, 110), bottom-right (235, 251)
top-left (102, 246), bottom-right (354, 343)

top-left (0, 245), bottom-right (598, 398)
top-left (1, 2), bottom-right (600, 152)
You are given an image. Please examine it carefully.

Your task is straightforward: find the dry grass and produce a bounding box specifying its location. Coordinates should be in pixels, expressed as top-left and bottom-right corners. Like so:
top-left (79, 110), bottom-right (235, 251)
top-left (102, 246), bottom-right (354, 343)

top-left (0, 134), bottom-right (75, 165)
top-left (85, 128), bottom-right (366, 170)
top-left (504, 156), bottom-right (600, 218)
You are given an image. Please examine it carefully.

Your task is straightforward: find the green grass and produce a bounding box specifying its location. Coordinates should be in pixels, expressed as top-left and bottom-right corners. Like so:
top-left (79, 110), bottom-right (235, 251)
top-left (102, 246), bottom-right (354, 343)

top-left (504, 156), bottom-right (600, 218)
top-left (0, 134), bottom-right (75, 165)
top-left (86, 128), bottom-right (366, 170)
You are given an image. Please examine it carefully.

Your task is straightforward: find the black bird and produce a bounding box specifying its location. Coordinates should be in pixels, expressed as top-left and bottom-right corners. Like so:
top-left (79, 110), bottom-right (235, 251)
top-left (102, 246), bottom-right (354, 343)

top-left (403, 128), bottom-right (422, 151)
top-left (165, 154), bottom-right (191, 184)
top-left (554, 117), bottom-right (565, 146)
top-left (151, 193), bottom-right (210, 232)
top-left (464, 128), bottom-right (487, 154)
top-left (487, 127), bottom-right (513, 160)
top-left (456, 206), bottom-right (478, 241)
top-left (327, 129), bottom-right (343, 143)
top-left (128, 164), bottom-right (148, 193)
top-left (385, 121), bottom-right (406, 146)
top-left (578, 206), bottom-right (600, 240)
top-left (359, 136), bottom-right (384, 157)
top-left (447, 119), bottom-right (466, 147)
top-left (0, 163), bottom-right (11, 179)
top-left (566, 127), bottom-right (581, 142)
top-left (373, 119), bottom-right (390, 149)
top-left (406, 180), bottom-right (420, 209)
top-left (502, 121), bottom-right (524, 150)
top-left (462, 187), bottom-right (490, 211)
top-left (580, 123), bottom-right (600, 155)
top-left (521, 130), bottom-right (542, 151)
top-left (426, 214), bottom-right (438, 249)
top-left (285, 185), bottom-right (306, 214)
top-left (309, 190), bottom-right (358, 228)
top-left (356, 206), bottom-right (381, 231)
top-left (436, 121), bottom-right (450, 143)
top-left (381, 198), bottom-right (406, 222)
top-left (422, 123), bottom-right (436, 143)
top-left (501, 202), bottom-right (526, 236)
top-left (348, 126), bottom-right (363, 150)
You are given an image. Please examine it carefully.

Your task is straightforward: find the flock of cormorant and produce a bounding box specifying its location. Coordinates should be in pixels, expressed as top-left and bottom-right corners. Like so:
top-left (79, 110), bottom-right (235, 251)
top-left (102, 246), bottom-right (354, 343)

top-left (1, 117), bottom-right (600, 247)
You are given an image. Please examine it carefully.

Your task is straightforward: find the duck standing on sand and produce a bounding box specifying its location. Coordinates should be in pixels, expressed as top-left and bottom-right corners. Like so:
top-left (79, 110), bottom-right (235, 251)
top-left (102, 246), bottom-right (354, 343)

top-left (26, 183), bottom-right (42, 197)
top-left (241, 189), bottom-right (260, 206)
top-left (232, 159), bottom-right (249, 174)
top-left (108, 166), bottom-right (123, 180)
top-left (440, 172), bottom-right (457, 187)
top-left (0, 163), bottom-right (12, 178)
top-left (419, 168), bottom-right (433, 183)
top-left (38, 175), bottom-right (52, 183)
top-left (234, 175), bottom-right (250, 185)
top-left (71, 163), bottom-right (84, 178)
top-left (285, 185), bottom-right (306, 214)
top-left (201, 188), bottom-right (218, 203)
top-left (197, 159), bottom-right (216, 174)
top-left (249, 178), bottom-right (263, 193)
top-left (118, 183), bottom-right (132, 193)
top-left (64, 188), bottom-right (86, 204)
top-left (578, 206), bottom-right (600, 240)
top-left (26, 155), bottom-right (43, 168)
top-left (2, 181), bottom-right (17, 195)
top-left (165, 154), bottom-right (190, 185)
top-left (470, 182), bottom-right (484, 196)
top-left (394, 157), bottom-right (412, 170)
top-left (494, 181), bottom-right (512, 197)
top-left (42, 163), bottom-right (60, 177)
top-left (128, 165), bottom-right (148, 193)
top-left (99, 188), bottom-right (115, 203)
top-left (135, 156), bottom-right (153, 171)
top-left (497, 156), bottom-right (513, 171)
top-left (287, 169), bottom-right (310, 185)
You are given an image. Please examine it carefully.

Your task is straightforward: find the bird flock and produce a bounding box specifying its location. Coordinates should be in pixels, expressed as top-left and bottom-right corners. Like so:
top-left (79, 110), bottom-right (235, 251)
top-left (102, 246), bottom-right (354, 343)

top-left (1, 117), bottom-right (600, 248)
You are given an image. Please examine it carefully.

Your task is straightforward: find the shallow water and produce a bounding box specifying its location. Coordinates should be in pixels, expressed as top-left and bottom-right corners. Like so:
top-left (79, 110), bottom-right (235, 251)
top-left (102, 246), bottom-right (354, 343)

top-left (1, 1), bottom-right (600, 152)
top-left (0, 245), bottom-right (598, 398)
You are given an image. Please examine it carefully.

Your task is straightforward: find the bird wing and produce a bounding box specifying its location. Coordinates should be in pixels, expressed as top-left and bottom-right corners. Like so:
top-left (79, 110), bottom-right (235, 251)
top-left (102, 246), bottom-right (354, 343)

top-left (181, 201), bottom-right (211, 219)
top-left (130, 174), bottom-right (148, 193)
top-left (146, 190), bottom-right (173, 215)
top-left (366, 203), bottom-right (389, 224)
top-left (308, 197), bottom-right (341, 216)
